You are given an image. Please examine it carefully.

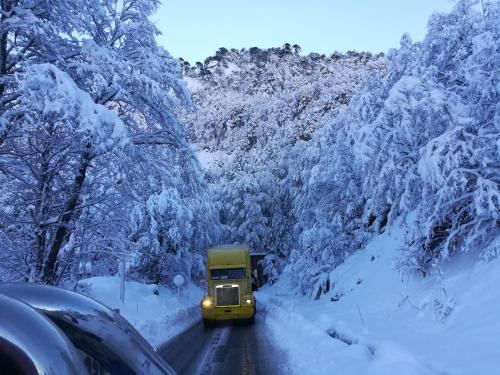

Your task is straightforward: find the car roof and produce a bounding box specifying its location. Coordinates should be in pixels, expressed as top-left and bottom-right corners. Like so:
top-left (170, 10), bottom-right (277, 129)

top-left (0, 283), bottom-right (175, 375)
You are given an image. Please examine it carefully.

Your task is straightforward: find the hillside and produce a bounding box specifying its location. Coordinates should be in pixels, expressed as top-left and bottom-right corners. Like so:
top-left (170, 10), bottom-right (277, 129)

top-left (180, 0), bottom-right (499, 298)
top-left (178, 47), bottom-right (385, 284)
top-left (259, 219), bottom-right (500, 375)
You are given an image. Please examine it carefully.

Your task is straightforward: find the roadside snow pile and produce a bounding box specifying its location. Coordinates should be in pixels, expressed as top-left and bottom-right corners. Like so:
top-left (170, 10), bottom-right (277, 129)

top-left (258, 223), bottom-right (500, 375)
top-left (75, 277), bottom-right (203, 347)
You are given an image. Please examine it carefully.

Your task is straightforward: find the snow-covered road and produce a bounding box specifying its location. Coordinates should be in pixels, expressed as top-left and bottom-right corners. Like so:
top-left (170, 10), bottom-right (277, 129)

top-left (158, 313), bottom-right (289, 375)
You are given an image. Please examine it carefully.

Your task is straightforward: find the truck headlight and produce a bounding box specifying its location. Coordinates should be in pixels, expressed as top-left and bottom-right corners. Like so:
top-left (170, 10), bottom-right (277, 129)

top-left (242, 299), bottom-right (253, 305)
top-left (201, 298), bottom-right (213, 308)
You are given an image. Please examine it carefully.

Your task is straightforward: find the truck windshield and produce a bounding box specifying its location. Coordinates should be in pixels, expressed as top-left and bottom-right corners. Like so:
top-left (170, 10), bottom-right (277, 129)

top-left (210, 268), bottom-right (246, 280)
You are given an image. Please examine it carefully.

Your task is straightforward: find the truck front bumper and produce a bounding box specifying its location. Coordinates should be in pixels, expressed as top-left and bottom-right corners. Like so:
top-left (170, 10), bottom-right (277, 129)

top-left (202, 305), bottom-right (255, 321)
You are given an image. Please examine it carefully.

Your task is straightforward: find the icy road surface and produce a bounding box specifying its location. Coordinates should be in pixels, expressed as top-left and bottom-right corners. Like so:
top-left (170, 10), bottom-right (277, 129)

top-left (158, 313), bottom-right (289, 375)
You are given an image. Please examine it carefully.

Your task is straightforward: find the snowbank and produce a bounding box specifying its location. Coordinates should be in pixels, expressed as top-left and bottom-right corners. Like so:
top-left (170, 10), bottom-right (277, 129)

top-left (258, 223), bottom-right (500, 375)
top-left (75, 277), bottom-right (203, 347)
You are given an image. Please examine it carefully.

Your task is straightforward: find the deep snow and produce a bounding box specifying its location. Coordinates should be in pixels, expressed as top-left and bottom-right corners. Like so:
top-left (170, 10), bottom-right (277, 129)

top-left (258, 222), bottom-right (500, 375)
top-left (76, 276), bottom-right (203, 348)
top-left (74, 222), bottom-right (500, 375)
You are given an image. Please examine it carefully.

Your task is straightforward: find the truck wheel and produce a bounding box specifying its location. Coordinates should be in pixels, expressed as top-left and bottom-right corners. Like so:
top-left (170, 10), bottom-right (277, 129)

top-left (247, 314), bottom-right (255, 325)
top-left (203, 319), bottom-right (214, 329)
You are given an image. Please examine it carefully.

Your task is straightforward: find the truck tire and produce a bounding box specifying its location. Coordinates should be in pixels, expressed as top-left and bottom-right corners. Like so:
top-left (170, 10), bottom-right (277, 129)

top-left (247, 315), bottom-right (255, 325)
top-left (203, 319), bottom-right (214, 329)
top-left (247, 305), bottom-right (256, 325)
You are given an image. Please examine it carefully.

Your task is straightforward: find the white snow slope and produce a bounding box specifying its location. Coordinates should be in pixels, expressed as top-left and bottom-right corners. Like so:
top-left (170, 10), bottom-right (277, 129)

top-left (72, 221), bottom-right (499, 375)
top-left (258, 222), bottom-right (500, 375)
top-left (76, 277), bottom-right (203, 348)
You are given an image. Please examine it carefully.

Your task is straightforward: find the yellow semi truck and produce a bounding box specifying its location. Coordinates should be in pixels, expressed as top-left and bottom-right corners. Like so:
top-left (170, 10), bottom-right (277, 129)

top-left (200, 245), bottom-right (256, 327)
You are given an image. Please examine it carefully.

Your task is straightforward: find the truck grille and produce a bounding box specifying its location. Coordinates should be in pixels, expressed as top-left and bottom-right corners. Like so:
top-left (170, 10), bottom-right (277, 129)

top-left (215, 285), bottom-right (239, 306)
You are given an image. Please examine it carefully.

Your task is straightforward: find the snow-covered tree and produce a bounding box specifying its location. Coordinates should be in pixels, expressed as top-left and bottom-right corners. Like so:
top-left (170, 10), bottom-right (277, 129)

top-left (0, 0), bottom-right (220, 284)
top-left (182, 0), bottom-right (499, 296)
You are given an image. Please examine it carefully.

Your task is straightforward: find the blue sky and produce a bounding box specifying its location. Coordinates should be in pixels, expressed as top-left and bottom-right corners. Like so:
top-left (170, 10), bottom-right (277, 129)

top-left (154, 0), bottom-right (455, 63)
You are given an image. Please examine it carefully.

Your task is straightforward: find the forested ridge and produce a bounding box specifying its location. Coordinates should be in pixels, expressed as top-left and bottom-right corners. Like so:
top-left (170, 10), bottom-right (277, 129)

top-left (0, 0), bottom-right (498, 298)
top-left (180, 0), bottom-right (499, 297)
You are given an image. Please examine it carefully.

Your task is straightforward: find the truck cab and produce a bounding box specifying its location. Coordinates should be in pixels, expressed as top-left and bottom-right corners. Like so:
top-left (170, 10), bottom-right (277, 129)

top-left (200, 245), bottom-right (256, 326)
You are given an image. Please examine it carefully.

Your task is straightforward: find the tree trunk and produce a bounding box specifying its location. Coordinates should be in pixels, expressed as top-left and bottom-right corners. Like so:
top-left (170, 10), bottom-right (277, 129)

top-left (33, 149), bottom-right (50, 278)
top-left (41, 149), bottom-right (92, 283)
top-left (0, 0), bottom-right (14, 98)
